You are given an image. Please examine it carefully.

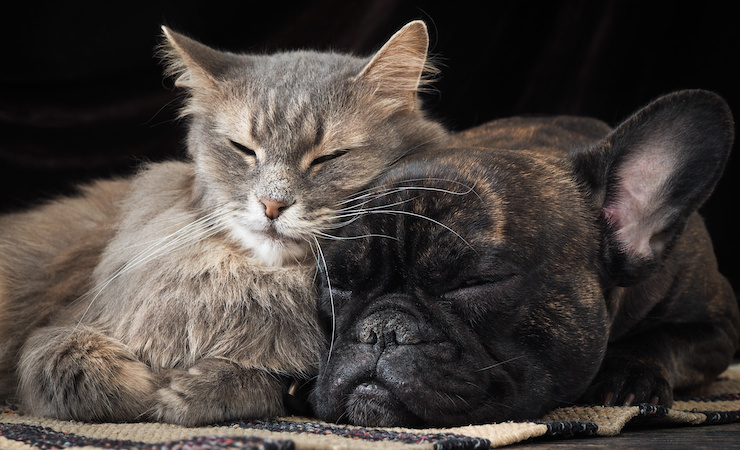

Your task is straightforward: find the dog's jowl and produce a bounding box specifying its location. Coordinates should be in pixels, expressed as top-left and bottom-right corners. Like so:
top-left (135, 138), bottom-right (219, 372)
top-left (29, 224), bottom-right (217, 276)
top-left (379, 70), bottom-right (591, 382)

top-left (312, 90), bottom-right (739, 427)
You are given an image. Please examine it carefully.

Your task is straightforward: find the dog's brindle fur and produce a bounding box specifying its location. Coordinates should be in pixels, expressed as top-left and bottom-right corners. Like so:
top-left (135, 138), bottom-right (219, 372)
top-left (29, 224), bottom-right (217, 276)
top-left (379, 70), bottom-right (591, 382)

top-left (311, 90), bottom-right (739, 427)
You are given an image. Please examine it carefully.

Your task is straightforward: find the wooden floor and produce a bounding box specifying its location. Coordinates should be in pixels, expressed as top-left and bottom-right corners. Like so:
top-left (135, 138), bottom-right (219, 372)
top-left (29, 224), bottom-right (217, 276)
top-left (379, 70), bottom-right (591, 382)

top-left (513, 422), bottom-right (740, 448)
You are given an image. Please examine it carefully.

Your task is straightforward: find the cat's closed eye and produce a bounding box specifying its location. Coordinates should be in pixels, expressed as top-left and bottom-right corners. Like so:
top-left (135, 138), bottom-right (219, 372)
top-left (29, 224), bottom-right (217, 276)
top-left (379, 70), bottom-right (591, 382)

top-left (310, 150), bottom-right (349, 167)
top-left (229, 140), bottom-right (257, 158)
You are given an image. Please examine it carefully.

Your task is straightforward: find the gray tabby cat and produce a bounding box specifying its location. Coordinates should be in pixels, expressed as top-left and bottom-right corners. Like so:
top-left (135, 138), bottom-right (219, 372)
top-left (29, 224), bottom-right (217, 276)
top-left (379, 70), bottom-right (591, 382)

top-left (0, 20), bottom-right (448, 426)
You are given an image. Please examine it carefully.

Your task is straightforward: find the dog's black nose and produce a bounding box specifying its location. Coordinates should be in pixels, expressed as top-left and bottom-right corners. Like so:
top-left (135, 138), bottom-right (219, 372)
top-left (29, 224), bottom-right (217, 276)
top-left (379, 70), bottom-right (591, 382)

top-left (358, 309), bottom-right (423, 347)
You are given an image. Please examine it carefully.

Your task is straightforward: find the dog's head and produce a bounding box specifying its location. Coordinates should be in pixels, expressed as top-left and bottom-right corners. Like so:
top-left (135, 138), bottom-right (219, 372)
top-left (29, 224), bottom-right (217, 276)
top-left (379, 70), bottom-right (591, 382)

top-left (312, 90), bottom-right (733, 427)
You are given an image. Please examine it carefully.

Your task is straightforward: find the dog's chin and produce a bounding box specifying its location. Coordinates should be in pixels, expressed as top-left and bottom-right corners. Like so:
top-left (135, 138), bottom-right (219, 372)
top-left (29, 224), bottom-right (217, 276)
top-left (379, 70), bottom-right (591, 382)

top-left (345, 382), bottom-right (423, 428)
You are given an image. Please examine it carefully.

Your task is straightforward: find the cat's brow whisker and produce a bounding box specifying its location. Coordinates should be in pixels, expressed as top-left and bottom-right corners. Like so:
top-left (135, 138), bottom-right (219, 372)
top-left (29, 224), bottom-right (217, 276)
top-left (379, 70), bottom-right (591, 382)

top-left (405, 131), bottom-right (453, 153)
top-left (143, 96), bottom-right (187, 128)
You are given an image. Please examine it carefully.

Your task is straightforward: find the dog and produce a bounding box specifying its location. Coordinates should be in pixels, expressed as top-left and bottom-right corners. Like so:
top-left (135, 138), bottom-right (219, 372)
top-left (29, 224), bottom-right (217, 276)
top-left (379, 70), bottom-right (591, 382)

top-left (310, 90), bottom-right (739, 427)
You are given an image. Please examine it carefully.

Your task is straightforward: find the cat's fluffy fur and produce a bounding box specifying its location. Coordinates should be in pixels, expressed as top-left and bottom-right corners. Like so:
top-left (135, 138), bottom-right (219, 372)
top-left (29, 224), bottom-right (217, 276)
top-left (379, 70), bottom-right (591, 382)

top-left (0, 20), bottom-right (449, 425)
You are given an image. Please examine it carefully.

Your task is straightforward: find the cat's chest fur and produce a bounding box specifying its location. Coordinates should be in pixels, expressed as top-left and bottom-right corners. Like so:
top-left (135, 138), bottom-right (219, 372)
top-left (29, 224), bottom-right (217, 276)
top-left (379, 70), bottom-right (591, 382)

top-left (66, 161), bottom-right (322, 373)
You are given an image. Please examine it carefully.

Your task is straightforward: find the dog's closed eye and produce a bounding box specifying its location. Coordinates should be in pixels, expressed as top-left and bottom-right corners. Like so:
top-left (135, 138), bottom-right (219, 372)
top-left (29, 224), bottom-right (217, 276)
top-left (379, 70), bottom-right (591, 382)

top-left (460, 273), bottom-right (517, 288)
top-left (442, 274), bottom-right (520, 321)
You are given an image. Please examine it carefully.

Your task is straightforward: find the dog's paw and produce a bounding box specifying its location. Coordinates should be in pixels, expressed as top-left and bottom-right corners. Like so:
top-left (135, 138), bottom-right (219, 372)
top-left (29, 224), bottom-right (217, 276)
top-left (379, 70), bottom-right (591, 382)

top-left (151, 360), bottom-right (285, 426)
top-left (581, 356), bottom-right (673, 407)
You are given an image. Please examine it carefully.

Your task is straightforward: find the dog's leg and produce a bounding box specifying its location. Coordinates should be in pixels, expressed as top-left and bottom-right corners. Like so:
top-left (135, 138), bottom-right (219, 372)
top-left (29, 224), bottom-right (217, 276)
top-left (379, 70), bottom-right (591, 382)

top-left (17, 325), bottom-right (157, 421)
top-left (583, 318), bottom-right (737, 406)
top-left (583, 261), bottom-right (738, 407)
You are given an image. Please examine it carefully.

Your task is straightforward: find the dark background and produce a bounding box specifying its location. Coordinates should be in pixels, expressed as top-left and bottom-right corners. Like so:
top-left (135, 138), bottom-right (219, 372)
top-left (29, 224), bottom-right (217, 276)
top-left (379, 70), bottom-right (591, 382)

top-left (1, 1), bottom-right (737, 294)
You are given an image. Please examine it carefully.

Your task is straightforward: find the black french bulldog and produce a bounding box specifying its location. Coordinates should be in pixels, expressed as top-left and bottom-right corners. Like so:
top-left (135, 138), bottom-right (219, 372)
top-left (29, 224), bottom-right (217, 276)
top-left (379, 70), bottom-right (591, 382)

top-left (311, 90), bottom-right (739, 427)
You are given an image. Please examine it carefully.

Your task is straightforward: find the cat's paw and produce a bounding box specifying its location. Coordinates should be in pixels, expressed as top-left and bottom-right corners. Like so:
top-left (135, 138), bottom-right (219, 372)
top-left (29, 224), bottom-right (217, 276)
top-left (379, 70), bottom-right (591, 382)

top-left (18, 326), bottom-right (156, 422)
top-left (580, 355), bottom-right (673, 407)
top-left (152, 359), bottom-right (285, 426)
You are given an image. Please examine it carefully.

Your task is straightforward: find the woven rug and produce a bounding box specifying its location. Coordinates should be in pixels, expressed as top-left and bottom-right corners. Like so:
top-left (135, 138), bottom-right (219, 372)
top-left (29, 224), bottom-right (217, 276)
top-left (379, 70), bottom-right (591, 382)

top-left (3, 365), bottom-right (740, 449)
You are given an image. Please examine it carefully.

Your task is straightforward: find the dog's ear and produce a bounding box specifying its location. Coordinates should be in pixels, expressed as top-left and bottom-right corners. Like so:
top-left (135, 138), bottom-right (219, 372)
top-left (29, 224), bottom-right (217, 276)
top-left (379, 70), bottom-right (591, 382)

top-left (570, 90), bottom-right (733, 285)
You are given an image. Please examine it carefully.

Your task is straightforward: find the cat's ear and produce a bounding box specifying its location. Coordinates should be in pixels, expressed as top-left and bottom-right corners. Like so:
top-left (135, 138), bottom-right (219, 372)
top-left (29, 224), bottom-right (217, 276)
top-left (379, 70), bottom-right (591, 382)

top-left (160, 26), bottom-right (240, 90)
top-left (354, 20), bottom-right (433, 112)
top-left (570, 90), bottom-right (733, 285)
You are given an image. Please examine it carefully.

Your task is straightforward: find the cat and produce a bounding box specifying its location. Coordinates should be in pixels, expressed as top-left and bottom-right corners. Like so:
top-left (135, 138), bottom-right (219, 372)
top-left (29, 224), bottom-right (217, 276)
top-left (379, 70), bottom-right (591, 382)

top-left (0, 20), bottom-right (449, 426)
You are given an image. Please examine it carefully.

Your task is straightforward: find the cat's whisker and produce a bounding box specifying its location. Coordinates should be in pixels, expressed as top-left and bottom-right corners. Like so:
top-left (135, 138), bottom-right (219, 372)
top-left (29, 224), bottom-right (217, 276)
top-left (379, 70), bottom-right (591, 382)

top-left (124, 207), bottom-right (232, 249)
top-left (103, 210), bottom-right (229, 273)
top-left (476, 356), bottom-right (526, 372)
top-left (332, 185), bottom-right (480, 226)
top-left (334, 184), bottom-right (423, 208)
top-left (312, 230), bottom-right (399, 242)
top-left (363, 209), bottom-right (477, 253)
top-left (317, 215), bottom-right (365, 230)
top-left (309, 210), bottom-right (379, 237)
top-left (382, 177), bottom-right (478, 194)
top-left (317, 185), bottom-right (479, 244)
top-left (335, 179), bottom-right (477, 208)
top-left (312, 236), bottom-right (336, 367)
top-left (381, 183), bottom-right (479, 200)
top-left (277, 234), bottom-right (311, 267)
top-left (331, 197), bottom-right (420, 220)
top-left (73, 207), bottom-right (235, 328)
top-left (302, 237), bottom-right (322, 284)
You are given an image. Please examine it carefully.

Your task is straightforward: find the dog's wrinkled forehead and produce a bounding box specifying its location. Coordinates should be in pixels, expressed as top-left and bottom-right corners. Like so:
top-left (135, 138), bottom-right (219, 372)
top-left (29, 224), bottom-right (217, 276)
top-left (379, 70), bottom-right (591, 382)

top-left (326, 148), bottom-right (588, 292)
top-left (372, 152), bottom-right (508, 247)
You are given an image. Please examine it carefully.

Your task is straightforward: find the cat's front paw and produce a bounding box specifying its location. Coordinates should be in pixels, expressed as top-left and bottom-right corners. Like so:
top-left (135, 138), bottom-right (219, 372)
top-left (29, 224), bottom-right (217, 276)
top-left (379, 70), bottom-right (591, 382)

top-left (18, 326), bottom-right (157, 422)
top-left (152, 360), bottom-right (285, 426)
top-left (580, 355), bottom-right (673, 407)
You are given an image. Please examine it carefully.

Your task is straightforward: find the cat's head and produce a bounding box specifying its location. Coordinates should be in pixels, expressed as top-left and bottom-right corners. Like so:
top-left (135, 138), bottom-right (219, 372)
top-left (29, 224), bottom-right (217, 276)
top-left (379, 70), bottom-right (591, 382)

top-left (161, 21), bottom-right (448, 266)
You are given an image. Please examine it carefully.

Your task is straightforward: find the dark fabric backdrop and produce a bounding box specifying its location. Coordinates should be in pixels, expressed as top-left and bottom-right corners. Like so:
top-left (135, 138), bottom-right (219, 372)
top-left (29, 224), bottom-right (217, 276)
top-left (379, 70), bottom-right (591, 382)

top-left (1, 1), bottom-right (737, 294)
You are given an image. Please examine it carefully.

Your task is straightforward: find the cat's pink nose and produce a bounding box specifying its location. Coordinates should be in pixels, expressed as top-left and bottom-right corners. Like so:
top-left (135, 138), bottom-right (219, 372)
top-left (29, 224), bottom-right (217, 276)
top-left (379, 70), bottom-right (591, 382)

top-left (260, 198), bottom-right (289, 220)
